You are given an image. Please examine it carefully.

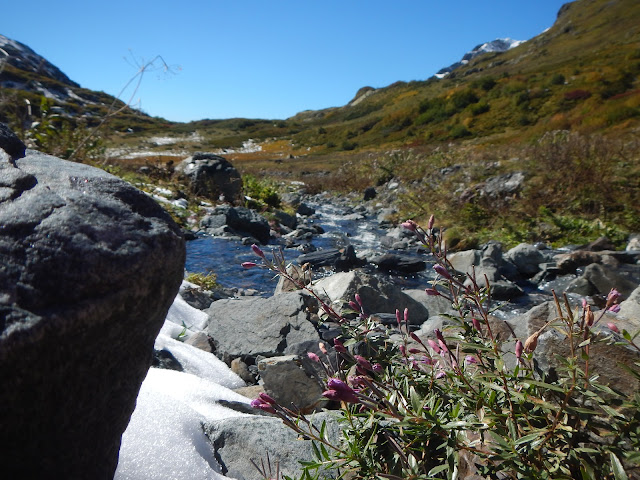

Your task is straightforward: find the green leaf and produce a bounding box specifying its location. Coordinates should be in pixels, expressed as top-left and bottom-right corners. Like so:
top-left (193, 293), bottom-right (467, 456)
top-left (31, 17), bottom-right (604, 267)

top-left (514, 432), bottom-right (544, 446)
top-left (428, 464), bottom-right (449, 476)
top-left (578, 338), bottom-right (591, 348)
top-left (610, 452), bottom-right (629, 480)
top-left (523, 379), bottom-right (567, 393)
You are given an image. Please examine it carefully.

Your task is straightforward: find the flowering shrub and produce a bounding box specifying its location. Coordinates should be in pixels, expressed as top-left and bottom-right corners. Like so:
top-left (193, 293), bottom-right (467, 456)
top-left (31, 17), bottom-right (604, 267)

top-left (245, 218), bottom-right (640, 480)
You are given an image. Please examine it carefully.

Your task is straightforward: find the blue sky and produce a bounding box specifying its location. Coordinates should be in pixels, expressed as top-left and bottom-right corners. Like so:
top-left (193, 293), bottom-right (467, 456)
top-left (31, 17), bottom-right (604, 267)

top-left (2, 1), bottom-right (569, 122)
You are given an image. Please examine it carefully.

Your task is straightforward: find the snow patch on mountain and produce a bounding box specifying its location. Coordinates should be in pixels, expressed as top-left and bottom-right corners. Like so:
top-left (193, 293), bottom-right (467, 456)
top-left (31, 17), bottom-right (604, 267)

top-left (435, 38), bottom-right (525, 78)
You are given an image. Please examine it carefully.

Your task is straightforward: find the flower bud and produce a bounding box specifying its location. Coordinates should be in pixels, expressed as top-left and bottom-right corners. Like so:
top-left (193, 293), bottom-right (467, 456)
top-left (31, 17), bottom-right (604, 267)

top-left (425, 288), bottom-right (440, 296)
top-left (606, 288), bottom-right (621, 309)
top-left (401, 220), bottom-right (418, 232)
top-left (472, 317), bottom-right (482, 332)
top-left (427, 339), bottom-right (440, 354)
top-left (319, 342), bottom-right (328, 355)
top-left (515, 340), bottom-right (523, 361)
top-left (333, 338), bottom-right (346, 353)
top-left (585, 305), bottom-right (594, 327)
top-left (465, 355), bottom-right (478, 365)
top-left (354, 355), bottom-right (373, 371)
top-left (258, 392), bottom-right (276, 405)
top-left (241, 262), bottom-right (258, 269)
top-left (307, 352), bottom-right (320, 362)
top-left (608, 304), bottom-right (621, 313)
top-left (427, 214), bottom-right (435, 230)
top-left (524, 332), bottom-right (540, 353)
top-left (433, 264), bottom-right (452, 280)
top-left (607, 322), bottom-right (620, 333)
top-left (251, 244), bottom-right (265, 258)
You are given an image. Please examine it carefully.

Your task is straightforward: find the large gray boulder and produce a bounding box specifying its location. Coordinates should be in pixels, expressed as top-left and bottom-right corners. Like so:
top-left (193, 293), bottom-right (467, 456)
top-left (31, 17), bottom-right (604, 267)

top-left (203, 413), bottom-right (340, 480)
top-left (0, 150), bottom-right (185, 479)
top-left (509, 301), bottom-right (640, 395)
top-left (505, 243), bottom-right (547, 278)
top-left (205, 291), bottom-right (321, 362)
top-left (200, 204), bottom-right (271, 244)
top-left (176, 152), bottom-right (243, 204)
top-left (566, 262), bottom-right (639, 298)
top-left (311, 271), bottom-right (429, 325)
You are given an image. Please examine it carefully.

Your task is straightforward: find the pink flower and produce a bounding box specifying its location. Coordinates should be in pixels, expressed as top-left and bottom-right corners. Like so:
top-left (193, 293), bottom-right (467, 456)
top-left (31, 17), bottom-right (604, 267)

top-left (323, 378), bottom-right (359, 403)
top-left (607, 322), bottom-right (620, 333)
top-left (401, 220), bottom-right (418, 232)
top-left (425, 288), bottom-right (440, 296)
top-left (251, 244), bottom-right (265, 259)
top-left (251, 393), bottom-right (277, 413)
top-left (427, 339), bottom-right (441, 354)
top-left (372, 363), bottom-right (383, 373)
top-left (465, 355), bottom-right (478, 365)
top-left (318, 342), bottom-right (328, 355)
top-left (428, 215), bottom-right (435, 230)
top-left (355, 293), bottom-right (363, 306)
top-left (307, 352), bottom-right (320, 362)
top-left (241, 262), bottom-right (258, 268)
top-left (435, 370), bottom-right (446, 379)
top-left (608, 304), bottom-right (621, 313)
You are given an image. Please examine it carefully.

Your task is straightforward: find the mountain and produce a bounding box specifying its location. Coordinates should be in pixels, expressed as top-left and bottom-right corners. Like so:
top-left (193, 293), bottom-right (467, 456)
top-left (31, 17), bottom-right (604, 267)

top-left (435, 38), bottom-right (525, 78)
top-left (1, 0), bottom-right (639, 158)
top-left (0, 34), bottom-right (156, 136)
top-left (0, 34), bottom-right (78, 88)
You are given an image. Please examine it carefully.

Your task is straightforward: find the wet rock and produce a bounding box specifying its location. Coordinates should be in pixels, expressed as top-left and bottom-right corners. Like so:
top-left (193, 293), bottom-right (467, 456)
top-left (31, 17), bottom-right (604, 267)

top-left (200, 205), bottom-right (271, 244)
top-left (370, 253), bottom-right (426, 273)
top-left (296, 203), bottom-right (316, 216)
top-left (297, 245), bottom-right (364, 271)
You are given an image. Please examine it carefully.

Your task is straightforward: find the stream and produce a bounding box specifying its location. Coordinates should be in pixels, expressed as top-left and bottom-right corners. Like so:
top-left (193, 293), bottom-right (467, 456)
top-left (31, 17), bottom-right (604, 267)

top-left (185, 197), bottom-right (578, 318)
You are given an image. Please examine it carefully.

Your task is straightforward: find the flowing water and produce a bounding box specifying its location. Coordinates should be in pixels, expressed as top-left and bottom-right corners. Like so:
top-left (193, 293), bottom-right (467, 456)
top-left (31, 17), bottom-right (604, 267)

top-left (185, 198), bottom-right (578, 316)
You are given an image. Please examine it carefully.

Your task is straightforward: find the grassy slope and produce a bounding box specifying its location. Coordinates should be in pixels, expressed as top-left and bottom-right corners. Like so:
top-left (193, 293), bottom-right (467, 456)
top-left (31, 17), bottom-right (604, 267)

top-left (1, 0), bottom-right (639, 247)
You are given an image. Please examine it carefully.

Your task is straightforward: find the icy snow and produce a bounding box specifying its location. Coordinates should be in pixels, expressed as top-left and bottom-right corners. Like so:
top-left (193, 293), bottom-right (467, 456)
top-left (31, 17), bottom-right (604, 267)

top-left (154, 333), bottom-right (245, 388)
top-left (115, 292), bottom-right (252, 480)
top-left (115, 369), bottom-right (249, 480)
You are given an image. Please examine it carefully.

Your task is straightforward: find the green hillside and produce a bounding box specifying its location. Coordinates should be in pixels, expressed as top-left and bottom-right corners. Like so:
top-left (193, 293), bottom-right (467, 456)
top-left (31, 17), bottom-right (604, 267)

top-left (1, 0), bottom-right (639, 247)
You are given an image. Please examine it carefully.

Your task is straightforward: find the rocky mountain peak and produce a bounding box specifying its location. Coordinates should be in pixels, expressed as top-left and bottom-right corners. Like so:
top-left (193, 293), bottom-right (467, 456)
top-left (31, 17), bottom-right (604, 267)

top-left (0, 34), bottom-right (78, 87)
top-left (435, 37), bottom-right (525, 78)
